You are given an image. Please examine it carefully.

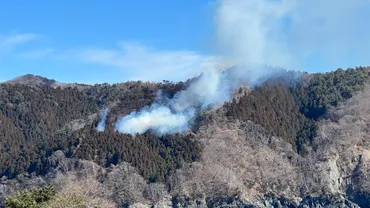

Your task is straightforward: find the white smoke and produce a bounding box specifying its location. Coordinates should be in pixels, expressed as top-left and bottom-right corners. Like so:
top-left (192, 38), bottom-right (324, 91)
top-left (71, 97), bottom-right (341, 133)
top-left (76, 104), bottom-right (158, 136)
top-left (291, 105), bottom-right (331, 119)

top-left (170, 69), bottom-right (231, 111)
top-left (114, 0), bottom-right (295, 135)
top-left (115, 105), bottom-right (195, 135)
top-left (97, 108), bottom-right (109, 132)
top-left (114, 64), bottom-right (285, 135)
top-left (214, 0), bottom-right (370, 70)
top-left (214, 0), bottom-right (295, 68)
top-left (115, 69), bottom-right (234, 135)
top-left (116, 0), bottom-right (370, 135)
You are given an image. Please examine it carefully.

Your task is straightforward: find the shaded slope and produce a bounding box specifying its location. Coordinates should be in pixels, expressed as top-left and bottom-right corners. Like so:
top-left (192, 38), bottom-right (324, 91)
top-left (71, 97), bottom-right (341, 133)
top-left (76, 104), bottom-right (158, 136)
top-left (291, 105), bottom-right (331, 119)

top-left (0, 79), bottom-right (195, 183)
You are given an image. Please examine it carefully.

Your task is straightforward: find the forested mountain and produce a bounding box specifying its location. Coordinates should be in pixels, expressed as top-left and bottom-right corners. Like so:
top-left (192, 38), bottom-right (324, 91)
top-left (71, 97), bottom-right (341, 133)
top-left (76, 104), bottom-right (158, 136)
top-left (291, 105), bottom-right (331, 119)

top-left (0, 79), bottom-right (194, 181)
top-left (1, 66), bottom-right (370, 208)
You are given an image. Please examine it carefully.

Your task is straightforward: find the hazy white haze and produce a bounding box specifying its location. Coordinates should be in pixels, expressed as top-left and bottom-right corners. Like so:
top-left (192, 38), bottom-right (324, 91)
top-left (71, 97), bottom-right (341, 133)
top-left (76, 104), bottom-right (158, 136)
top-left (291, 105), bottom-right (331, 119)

top-left (214, 0), bottom-right (370, 70)
top-left (214, 0), bottom-right (294, 67)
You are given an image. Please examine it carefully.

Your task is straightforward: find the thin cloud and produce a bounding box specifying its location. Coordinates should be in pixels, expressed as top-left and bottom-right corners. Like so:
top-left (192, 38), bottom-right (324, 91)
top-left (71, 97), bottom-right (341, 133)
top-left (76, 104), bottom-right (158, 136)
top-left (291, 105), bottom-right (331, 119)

top-left (75, 42), bottom-right (233, 82)
top-left (21, 48), bottom-right (55, 59)
top-left (0, 33), bottom-right (40, 56)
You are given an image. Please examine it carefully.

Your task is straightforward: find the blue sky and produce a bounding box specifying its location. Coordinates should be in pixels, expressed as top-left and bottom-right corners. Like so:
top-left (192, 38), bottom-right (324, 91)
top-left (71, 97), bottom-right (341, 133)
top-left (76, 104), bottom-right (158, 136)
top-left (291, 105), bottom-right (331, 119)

top-left (0, 0), bottom-right (214, 83)
top-left (1, 0), bottom-right (370, 84)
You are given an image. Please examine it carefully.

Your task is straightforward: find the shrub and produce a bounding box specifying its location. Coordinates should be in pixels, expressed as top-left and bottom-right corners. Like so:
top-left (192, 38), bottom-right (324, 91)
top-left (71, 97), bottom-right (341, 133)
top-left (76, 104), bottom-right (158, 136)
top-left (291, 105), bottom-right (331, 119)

top-left (41, 190), bottom-right (87, 208)
top-left (5, 185), bottom-right (56, 208)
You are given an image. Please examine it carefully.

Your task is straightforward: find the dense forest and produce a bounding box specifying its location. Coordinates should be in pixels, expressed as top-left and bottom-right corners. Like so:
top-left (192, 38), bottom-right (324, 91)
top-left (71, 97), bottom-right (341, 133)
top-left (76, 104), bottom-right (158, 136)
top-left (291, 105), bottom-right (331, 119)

top-left (0, 66), bottom-right (369, 183)
top-left (0, 80), bottom-right (193, 182)
top-left (71, 127), bottom-right (201, 182)
top-left (225, 66), bottom-right (370, 153)
top-left (1, 67), bottom-right (370, 207)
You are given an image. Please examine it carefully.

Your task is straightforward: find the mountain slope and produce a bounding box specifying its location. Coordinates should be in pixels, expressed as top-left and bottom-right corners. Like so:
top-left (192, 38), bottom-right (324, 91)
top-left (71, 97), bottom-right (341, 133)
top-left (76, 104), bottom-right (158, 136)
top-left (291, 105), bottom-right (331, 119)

top-left (1, 67), bottom-right (370, 207)
top-left (0, 79), bottom-right (195, 182)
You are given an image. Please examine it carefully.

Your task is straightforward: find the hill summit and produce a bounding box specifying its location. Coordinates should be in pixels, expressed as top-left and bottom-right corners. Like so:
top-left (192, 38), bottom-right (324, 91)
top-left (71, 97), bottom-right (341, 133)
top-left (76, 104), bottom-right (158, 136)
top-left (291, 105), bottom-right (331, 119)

top-left (6, 74), bottom-right (58, 87)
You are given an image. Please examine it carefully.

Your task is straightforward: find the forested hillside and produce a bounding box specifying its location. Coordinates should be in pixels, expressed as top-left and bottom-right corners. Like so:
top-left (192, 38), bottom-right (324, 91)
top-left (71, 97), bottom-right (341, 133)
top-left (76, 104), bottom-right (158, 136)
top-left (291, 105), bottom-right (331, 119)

top-left (1, 66), bottom-right (370, 207)
top-left (225, 67), bottom-right (369, 153)
top-left (0, 79), bottom-right (196, 182)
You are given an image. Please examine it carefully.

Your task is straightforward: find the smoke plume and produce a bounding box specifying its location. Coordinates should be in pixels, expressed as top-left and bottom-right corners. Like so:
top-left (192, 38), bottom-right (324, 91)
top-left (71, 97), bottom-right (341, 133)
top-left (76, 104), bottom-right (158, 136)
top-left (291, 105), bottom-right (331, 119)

top-left (115, 105), bottom-right (195, 135)
top-left (115, 69), bottom-right (231, 135)
top-left (97, 108), bottom-right (109, 132)
top-left (214, 0), bottom-right (295, 68)
top-left (114, 65), bottom-right (281, 135)
top-left (113, 0), bottom-right (370, 135)
top-left (114, 0), bottom-right (296, 135)
top-left (214, 0), bottom-right (370, 70)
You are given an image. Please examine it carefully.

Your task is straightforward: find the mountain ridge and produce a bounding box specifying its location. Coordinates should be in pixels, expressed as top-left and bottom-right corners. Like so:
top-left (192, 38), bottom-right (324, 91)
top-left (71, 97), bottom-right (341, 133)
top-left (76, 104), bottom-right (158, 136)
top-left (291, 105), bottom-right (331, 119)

top-left (5, 65), bottom-right (370, 87)
top-left (5, 74), bottom-right (94, 91)
top-left (6, 74), bottom-right (58, 86)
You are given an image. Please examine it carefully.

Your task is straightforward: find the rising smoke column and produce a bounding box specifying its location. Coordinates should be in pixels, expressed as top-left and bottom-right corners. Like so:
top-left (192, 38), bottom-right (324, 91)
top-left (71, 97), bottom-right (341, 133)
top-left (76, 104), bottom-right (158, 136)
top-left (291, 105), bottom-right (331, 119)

top-left (97, 108), bottom-right (109, 132)
top-left (115, 69), bottom-right (236, 135)
top-left (114, 0), bottom-right (296, 136)
top-left (114, 64), bottom-right (285, 135)
top-left (114, 0), bottom-right (370, 135)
